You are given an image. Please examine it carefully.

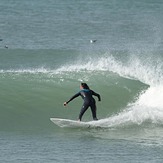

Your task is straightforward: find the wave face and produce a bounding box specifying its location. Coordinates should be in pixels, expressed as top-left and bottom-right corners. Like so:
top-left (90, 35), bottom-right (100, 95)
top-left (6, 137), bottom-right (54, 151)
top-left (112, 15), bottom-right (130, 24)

top-left (0, 49), bottom-right (162, 133)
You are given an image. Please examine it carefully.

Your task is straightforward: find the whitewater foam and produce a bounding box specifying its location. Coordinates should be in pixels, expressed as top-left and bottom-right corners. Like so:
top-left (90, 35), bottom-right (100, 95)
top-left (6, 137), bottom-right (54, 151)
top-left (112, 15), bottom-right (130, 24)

top-left (0, 67), bottom-right (52, 74)
top-left (91, 103), bottom-right (163, 128)
top-left (1, 53), bottom-right (162, 85)
top-left (94, 84), bottom-right (163, 128)
top-left (137, 86), bottom-right (163, 108)
top-left (56, 54), bottom-right (163, 85)
top-left (95, 83), bottom-right (163, 128)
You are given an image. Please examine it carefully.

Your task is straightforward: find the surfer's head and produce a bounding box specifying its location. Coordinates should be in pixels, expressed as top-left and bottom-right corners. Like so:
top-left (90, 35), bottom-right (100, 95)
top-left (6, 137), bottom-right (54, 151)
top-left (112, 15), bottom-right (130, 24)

top-left (80, 83), bottom-right (90, 89)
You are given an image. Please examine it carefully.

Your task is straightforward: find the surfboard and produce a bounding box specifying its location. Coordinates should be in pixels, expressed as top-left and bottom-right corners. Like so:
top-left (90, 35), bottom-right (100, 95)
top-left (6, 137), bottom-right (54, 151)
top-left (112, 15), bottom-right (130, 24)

top-left (50, 118), bottom-right (92, 128)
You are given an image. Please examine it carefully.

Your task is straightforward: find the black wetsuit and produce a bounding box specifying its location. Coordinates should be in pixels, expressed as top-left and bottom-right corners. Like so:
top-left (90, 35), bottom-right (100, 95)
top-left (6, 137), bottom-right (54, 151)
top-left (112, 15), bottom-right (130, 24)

top-left (66, 89), bottom-right (101, 121)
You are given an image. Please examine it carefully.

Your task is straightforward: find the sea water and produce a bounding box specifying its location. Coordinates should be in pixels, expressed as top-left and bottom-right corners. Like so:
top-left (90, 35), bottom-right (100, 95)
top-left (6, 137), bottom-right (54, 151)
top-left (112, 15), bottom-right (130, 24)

top-left (0, 0), bottom-right (163, 162)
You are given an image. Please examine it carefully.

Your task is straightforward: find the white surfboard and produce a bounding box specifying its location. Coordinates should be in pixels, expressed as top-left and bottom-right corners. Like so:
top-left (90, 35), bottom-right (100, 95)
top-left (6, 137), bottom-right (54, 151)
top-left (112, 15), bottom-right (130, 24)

top-left (50, 118), bottom-right (95, 128)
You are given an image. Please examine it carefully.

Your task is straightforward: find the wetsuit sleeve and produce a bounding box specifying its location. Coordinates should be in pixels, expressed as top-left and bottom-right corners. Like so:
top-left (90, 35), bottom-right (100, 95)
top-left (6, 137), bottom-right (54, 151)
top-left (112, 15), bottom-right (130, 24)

top-left (66, 92), bottom-right (80, 104)
top-left (91, 90), bottom-right (101, 101)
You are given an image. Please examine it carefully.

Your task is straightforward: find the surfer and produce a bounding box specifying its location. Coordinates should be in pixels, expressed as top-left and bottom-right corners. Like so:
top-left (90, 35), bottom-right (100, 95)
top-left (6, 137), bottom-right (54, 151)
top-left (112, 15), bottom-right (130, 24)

top-left (63, 83), bottom-right (101, 121)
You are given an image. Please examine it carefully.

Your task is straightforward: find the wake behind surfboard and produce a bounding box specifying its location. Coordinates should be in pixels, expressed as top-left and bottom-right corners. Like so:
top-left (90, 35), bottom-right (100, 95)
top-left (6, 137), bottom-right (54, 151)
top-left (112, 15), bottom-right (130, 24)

top-left (50, 118), bottom-right (99, 128)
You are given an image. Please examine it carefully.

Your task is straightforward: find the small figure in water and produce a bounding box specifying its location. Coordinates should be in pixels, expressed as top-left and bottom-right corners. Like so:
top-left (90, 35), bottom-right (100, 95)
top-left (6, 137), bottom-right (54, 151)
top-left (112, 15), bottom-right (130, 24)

top-left (63, 83), bottom-right (101, 121)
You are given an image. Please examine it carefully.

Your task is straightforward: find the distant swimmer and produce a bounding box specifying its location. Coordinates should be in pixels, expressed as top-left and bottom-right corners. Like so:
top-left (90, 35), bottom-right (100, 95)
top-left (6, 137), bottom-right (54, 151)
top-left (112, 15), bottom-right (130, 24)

top-left (90, 39), bottom-right (97, 43)
top-left (63, 83), bottom-right (101, 121)
top-left (0, 39), bottom-right (3, 41)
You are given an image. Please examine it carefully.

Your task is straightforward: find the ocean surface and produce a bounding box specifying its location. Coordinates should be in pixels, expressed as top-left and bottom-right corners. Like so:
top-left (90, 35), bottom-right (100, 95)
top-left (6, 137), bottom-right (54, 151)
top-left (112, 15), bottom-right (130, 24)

top-left (1, 0), bottom-right (163, 162)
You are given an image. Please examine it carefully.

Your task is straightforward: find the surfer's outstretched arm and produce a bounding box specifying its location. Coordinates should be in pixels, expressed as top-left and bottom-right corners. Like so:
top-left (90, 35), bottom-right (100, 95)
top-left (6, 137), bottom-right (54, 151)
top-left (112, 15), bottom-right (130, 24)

top-left (63, 92), bottom-right (80, 106)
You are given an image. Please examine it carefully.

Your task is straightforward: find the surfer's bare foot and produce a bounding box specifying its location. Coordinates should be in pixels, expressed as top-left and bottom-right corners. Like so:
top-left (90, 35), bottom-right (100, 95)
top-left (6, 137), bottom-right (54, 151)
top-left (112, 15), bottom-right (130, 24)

top-left (78, 119), bottom-right (81, 122)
